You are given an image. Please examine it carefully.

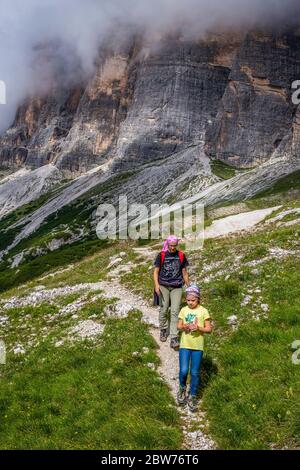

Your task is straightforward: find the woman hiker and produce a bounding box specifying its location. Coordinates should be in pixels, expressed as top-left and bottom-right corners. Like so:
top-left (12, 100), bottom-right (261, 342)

top-left (153, 235), bottom-right (190, 350)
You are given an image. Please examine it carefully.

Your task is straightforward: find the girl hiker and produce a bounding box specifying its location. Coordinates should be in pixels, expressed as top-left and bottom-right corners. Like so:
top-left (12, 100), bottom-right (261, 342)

top-left (153, 236), bottom-right (190, 350)
top-left (177, 284), bottom-right (212, 412)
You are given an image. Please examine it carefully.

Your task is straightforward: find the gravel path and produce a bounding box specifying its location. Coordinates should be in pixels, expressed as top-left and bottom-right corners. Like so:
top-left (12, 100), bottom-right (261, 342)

top-left (103, 248), bottom-right (215, 450)
top-left (0, 282), bottom-right (104, 311)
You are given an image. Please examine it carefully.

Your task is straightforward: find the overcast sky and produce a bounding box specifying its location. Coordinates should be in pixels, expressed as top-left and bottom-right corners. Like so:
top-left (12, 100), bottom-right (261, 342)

top-left (0, 0), bottom-right (299, 134)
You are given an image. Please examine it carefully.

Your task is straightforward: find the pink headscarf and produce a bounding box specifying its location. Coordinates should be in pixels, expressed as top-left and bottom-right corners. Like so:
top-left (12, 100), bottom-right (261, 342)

top-left (162, 235), bottom-right (180, 253)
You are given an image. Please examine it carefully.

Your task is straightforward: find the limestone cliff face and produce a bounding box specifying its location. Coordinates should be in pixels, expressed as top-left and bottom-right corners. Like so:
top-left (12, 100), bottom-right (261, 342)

top-left (112, 35), bottom-right (233, 171)
top-left (206, 29), bottom-right (300, 167)
top-left (54, 41), bottom-right (139, 177)
top-left (0, 90), bottom-right (82, 170)
top-left (0, 28), bottom-right (300, 176)
top-left (0, 40), bottom-right (138, 177)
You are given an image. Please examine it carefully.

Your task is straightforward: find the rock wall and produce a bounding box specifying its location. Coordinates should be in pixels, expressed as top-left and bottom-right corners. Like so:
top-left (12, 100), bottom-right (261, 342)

top-left (1, 28), bottom-right (300, 176)
top-left (0, 40), bottom-right (139, 177)
top-left (206, 29), bottom-right (300, 167)
top-left (113, 35), bottom-right (233, 171)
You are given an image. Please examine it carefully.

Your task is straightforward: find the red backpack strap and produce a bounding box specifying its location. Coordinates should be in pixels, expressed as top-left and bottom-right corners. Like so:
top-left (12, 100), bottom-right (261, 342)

top-left (178, 251), bottom-right (185, 265)
top-left (160, 251), bottom-right (166, 269)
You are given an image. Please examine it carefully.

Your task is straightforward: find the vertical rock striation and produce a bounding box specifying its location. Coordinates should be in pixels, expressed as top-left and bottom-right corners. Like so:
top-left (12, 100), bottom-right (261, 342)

top-left (206, 29), bottom-right (300, 167)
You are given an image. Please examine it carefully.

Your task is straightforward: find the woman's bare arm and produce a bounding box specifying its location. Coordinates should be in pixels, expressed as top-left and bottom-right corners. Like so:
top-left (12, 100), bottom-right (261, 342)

top-left (153, 267), bottom-right (160, 295)
top-left (182, 268), bottom-right (190, 286)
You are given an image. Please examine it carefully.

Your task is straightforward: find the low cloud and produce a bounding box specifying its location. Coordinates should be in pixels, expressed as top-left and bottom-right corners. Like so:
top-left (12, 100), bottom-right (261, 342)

top-left (0, 0), bottom-right (299, 134)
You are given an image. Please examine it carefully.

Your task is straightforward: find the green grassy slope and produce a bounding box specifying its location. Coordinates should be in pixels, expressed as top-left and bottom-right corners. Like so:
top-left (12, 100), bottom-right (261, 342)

top-left (120, 198), bottom-right (300, 449)
top-left (0, 250), bottom-right (182, 449)
top-left (0, 312), bottom-right (181, 450)
top-left (0, 170), bottom-right (299, 450)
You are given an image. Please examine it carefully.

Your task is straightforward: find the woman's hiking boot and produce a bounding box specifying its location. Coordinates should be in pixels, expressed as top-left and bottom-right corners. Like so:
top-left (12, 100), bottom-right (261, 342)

top-left (187, 395), bottom-right (199, 412)
top-left (170, 336), bottom-right (180, 351)
top-left (160, 329), bottom-right (168, 342)
top-left (177, 386), bottom-right (187, 405)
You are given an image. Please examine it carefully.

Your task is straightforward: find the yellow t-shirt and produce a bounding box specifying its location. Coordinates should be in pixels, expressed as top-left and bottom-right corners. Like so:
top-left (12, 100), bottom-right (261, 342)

top-left (178, 305), bottom-right (211, 351)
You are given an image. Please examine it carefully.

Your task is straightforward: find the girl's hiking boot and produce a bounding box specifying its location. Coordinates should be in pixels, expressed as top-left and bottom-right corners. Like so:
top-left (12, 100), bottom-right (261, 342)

top-left (160, 329), bottom-right (168, 342)
top-left (177, 386), bottom-right (187, 405)
top-left (170, 336), bottom-right (180, 351)
top-left (187, 395), bottom-right (199, 412)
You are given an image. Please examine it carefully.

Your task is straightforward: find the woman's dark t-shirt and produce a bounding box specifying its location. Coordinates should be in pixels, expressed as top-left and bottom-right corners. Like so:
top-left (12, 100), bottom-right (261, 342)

top-left (154, 251), bottom-right (189, 288)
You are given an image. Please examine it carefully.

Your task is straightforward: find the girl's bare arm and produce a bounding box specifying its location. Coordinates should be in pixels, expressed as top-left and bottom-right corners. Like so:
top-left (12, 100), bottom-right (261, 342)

top-left (177, 319), bottom-right (189, 332)
top-left (197, 319), bottom-right (213, 334)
